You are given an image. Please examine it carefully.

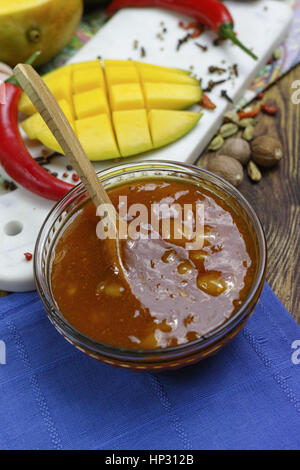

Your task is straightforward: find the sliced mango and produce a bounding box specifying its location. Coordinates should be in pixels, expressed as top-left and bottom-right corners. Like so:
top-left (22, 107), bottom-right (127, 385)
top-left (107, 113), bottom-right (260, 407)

top-left (19, 73), bottom-right (72, 115)
top-left (134, 61), bottom-right (191, 75)
top-left (148, 110), bottom-right (202, 148)
top-left (19, 59), bottom-right (203, 161)
top-left (105, 65), bottom-right (140, 85)
top-left (72, 63), bottom-right (105, 94)
top-left (113, 110), bottom-right (153, 156)
top-left (144, 83), bottom-right (202, 109)
top-left (136, 64), bottom-right (198, 85)
top-left (21, 99), bottom-right (74, 140)
top-left (73, 88), bottom-right (109, 119)
top-left (38, 130), bottom-right (63, 154)
top-left (110, 83), bottom-right (144, 111)
top-left (75, 114), bottom-right (120, 161)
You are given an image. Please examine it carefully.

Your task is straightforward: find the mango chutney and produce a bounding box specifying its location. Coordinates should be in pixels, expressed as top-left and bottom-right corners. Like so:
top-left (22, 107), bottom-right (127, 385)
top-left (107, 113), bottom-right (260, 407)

top-left (51, 178), bottom-right (256, 350)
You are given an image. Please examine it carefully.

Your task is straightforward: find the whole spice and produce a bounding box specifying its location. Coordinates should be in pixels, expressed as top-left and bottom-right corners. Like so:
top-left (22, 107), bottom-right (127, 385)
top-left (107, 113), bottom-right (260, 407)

top-left (243, 125), bottom-right (254, 141)
top-left (219, 137), bottom-right (250, 165)
top-left (208, 135), bottom-right (224, 151)
top-left (220, 89), bottom-right (233, 103)
top-left (203, 78), bottom-right (227, 92)
top-left (195, 43), bottom-right (207, 52)
top-left (176, 33), bottom-right (191, 50)
top-left (247, 161), bottom-right (262, 182)
top-left (251, 135), bottom-right (283, 167)
top-left (0, 54), bottom-right (73, 201)
top-left (261, 104), bottom-right (278, 116)
top-left (239, 118), bottom-right (255, 128)
top-left (223, 110), bottom-right (239, 124)
top-left (220, 122), bottom-right (238, 138)
top-left (107, 0), bottom-right (258, 59)
top-left (199, 93), bottom-right (216, 110)
top-left (205, 154), bottom-right (244, 186)
top-left (24, 252), bottom-right (33, 261)
top-left (238, 107), bottom-right (260, 120)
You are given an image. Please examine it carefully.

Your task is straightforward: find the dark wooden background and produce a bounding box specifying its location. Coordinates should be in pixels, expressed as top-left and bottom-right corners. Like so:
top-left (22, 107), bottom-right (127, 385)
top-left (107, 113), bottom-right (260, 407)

top-left (1, 65), bottom-right (299, 323)
top-left (197, 66), bottom-right (300, 323)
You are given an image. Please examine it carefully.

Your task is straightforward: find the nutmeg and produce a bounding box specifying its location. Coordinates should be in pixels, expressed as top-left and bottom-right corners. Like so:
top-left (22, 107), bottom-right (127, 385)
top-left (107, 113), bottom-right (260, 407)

top-left (251, 136), bottom-right (283, 167)
top-left (219, 137), bottom-right (251, 165)
top-left (205, 155), bottom-right (244, 187)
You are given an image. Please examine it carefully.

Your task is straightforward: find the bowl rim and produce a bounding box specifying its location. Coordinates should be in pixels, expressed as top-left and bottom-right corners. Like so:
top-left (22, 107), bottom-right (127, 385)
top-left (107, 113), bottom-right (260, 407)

top-left (34, 160), bottom-right (267, 361)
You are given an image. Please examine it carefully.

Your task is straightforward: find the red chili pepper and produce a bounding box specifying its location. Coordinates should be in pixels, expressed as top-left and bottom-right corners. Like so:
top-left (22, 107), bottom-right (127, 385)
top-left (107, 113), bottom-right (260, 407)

top-left (238, 107), bottom-right (261, 119)
top-left (0, 82), bottom-right (73, 201)
top-left (24, 252), bottom-right (33, 261)
top-left (199, 92), bottom-right (216, 110)
top-left (107, 0), bottom-right (258, 60)
top-left (261, 104), bottom-right (278, 115)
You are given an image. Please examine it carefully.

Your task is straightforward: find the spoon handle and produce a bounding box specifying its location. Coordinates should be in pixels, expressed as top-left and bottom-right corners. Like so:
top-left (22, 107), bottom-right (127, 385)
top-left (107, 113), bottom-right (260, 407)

top-left (13, 63), bottom-right (114, 211)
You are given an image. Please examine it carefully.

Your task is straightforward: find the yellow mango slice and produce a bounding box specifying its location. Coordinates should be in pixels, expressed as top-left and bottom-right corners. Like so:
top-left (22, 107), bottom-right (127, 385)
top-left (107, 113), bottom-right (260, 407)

top-left (105, 65), bottom-right (139, 85)
top-left (136, 64), bottom-right (198, 85)
top-left (73, 88), bottom-right (109, 119)
top-left (21, 99), bottom-right (74, 140)
top-left (134, 61), bottom-right (191, 75)
top-left (38, 130), bottom-right (63, 154)
top-left (148, 110), bottom-right (202, 148)
top-left (113, 110), bottom-right (153, 156)
top-left (33, 100), bottom-right (75, 154)
top-left (19, 73), bottom-right (72, 115)
top-left (144, 83), bottom-right (202, 109)
top-left (72, 63), bottom-right (105, 94)
top-left (110, 83), bottom-right (144, 111)
top-left (41, 65), bottom-right (72, 83)
top-left (75, 114), bottom-right (120, 161)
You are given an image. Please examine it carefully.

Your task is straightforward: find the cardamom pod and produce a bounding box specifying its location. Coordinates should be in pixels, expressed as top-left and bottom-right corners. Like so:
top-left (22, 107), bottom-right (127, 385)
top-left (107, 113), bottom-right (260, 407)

top-left (243, 125), bottom-right (254, 141)
top-left (247, 161), bottom-right (262, 182)
top-left (208, 135), bottom-right (224, 151)
top-left (239, 118), bottom-right (255, 128)
top-left (220, 123), bottom-right (239, 138)
top-left (224, 110), bottom-right (240, 124)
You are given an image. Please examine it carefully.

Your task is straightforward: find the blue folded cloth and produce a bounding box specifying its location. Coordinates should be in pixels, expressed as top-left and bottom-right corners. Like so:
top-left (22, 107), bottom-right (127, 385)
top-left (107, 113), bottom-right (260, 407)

top-left (0, 283), bottom-right (299, 450)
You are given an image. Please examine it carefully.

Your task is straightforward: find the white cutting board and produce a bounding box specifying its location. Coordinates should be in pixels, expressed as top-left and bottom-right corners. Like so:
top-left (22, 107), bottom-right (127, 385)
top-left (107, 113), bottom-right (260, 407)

top-left (0, 0), bottom-right (292, 292)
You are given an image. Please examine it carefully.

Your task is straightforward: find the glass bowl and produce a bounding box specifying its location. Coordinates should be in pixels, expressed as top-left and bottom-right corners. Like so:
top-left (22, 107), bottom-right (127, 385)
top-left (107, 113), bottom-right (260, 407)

top-left (34, 161), bottom-right (267, 371)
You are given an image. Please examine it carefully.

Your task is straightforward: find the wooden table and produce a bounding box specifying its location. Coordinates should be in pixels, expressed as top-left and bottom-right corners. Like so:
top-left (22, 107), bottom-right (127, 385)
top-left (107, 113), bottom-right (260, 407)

top-left (1, 66), bottom-right (299, 323)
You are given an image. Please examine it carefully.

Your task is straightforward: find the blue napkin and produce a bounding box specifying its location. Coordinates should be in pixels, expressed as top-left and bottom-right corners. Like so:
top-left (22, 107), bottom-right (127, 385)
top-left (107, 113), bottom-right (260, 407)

top-left (0, 283), bottom-right (299, 450)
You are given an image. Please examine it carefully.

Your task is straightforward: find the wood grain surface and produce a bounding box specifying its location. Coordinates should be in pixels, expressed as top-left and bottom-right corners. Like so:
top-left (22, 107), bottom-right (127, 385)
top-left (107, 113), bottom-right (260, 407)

top-left (1, 65), bottom-right (299, 323)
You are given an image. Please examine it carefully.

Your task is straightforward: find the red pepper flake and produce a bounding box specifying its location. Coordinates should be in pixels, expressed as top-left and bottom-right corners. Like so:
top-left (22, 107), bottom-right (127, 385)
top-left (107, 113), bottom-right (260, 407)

top-left (238, 107), bottom-right (261, 119)
top-left (261, 104), bottom-right (278, 115)
top-left (178, 20), bottom-right (203, 37)
top-left (62, 172), bottom-right (68, 178)
top-left (72, 173), bottom-right (79, 182)
top-left (256, 92), bottom-right (264, 100)
top-left (24, 252), bottom-right (32, 261)
top-left (190, 27), bottom-right (203, 38)
top-left (199, 93), bottom-right (216, 110)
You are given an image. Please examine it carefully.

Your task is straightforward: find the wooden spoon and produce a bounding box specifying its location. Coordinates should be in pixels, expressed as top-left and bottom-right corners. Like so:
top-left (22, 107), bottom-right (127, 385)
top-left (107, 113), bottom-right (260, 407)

top-left (14, 63), bottom-right (127, 281)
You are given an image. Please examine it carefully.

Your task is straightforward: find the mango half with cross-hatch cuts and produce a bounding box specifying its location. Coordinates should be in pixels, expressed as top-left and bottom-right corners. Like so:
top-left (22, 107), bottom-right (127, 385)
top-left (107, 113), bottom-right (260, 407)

top-left (20, 60), bottom-right (202, 160)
